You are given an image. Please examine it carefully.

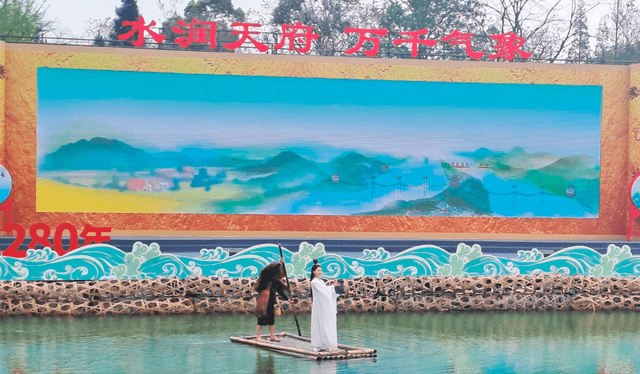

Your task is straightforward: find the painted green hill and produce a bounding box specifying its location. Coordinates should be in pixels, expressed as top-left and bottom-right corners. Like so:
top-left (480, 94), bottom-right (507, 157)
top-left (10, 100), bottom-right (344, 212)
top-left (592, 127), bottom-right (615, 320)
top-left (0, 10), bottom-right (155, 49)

top-left (459, 147), bottom-right (560, 172)
top-left (534, 155), bottom-right (599, 179)
top-left (459, 147), bottom-right (599, 213)
top-left (328, 151), bottom-right (390, 186)
top-left (361, 177), bottom-right (491, 216)
top-left (40, 137), bottom-right (157, 171)
top-left (239, 150), bottom-right (330, 190)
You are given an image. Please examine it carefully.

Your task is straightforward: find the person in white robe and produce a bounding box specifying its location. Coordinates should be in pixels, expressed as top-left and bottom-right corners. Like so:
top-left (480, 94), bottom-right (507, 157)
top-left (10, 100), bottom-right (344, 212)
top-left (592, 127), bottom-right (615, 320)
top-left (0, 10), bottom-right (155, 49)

top-left (309, 259), bottom-right (341, 352)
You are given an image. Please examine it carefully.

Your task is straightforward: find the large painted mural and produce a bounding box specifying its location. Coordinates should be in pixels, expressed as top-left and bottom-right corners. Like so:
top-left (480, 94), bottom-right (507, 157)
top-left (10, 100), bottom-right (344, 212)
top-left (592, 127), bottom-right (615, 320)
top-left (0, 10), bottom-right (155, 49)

top-left (37, 67), bottom-right (602, 218)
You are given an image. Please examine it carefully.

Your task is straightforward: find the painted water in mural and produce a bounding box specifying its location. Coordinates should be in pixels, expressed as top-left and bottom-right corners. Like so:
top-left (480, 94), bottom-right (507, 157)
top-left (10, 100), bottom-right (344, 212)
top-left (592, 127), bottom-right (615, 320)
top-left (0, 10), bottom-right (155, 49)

top-left (632, 174), bottom-right (640, 209)
top-left (0, 241), bottom-right (637, 281)
top-left (37, 68), bottom-right (602, 217)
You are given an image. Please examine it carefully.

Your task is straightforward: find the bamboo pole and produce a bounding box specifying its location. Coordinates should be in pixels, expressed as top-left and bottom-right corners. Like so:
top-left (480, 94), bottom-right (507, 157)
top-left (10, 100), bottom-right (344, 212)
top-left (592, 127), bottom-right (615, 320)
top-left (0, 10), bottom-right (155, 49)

top-left (279, 244), bottom-right (302, 336)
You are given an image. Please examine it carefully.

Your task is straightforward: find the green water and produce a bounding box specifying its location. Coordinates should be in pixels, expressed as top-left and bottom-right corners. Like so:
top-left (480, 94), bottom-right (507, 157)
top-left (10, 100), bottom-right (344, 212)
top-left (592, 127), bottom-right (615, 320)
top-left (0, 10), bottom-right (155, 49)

top-left (0, 312), bottom-right (639, 374)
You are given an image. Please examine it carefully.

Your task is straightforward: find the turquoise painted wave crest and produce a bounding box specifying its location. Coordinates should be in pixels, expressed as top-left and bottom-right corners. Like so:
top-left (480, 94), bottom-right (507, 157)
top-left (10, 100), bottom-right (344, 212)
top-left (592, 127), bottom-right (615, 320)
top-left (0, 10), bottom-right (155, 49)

top-left (0, 242), bottom-right (638, 280)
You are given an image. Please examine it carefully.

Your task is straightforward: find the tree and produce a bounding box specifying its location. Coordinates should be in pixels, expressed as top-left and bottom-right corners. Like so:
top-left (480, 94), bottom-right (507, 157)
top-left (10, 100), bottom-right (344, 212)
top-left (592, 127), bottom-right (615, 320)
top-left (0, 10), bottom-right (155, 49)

top-left (566, 0), bottom-right (590, 62)
top-left (380, 0), bottom-right (486, 59)
top-left (593, 0), bottom-right (640, 63)
top-left (108, 0), bottom-right (141, 47)
top-left (159, 0), bottom-right (245, 51)
top-left (85, 17), bottom-right (113, 47)
top-left (594, 17), bottom-right (611, 62)
top-left (271, 0), bottom-right (375, 56)
top-left (0, 0), bottom-right (49, 43)
top-left (483, 0), bottom-right (598, 62)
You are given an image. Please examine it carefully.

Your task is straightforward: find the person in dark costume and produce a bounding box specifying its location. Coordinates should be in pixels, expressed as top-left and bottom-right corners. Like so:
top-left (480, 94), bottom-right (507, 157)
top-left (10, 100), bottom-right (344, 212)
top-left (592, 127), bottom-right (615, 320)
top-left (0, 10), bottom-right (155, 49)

top-left (254, 258), bottom-right (291, 341)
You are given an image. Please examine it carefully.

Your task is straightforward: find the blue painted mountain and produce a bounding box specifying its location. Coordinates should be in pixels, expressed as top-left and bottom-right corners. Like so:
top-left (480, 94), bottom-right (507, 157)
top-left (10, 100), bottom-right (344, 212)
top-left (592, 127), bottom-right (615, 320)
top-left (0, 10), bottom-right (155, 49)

top-left (533, 155), bottom-right (599, 179)
top-left (238, 150), bottom-right (331, 189)
top-left (363, 174), bottom-right (491, 216)
top-left (207, 150), bottom-right (406, 213)
top-left (40, 139), bottom-right (263, 171)
top-left (458, 147), bottom-right (598, 178)
top-left (328, 152), bottom-right (392, 186)
top-left (238, 150), bottom-right (406, 186)
top-left (38, 138), bottom-right (597, 216)
top-left (243, 150), bottom-right (316, 173)
top-left (459, 147), bottom-right (560, 172)
top-left (40, 138), bottom-right (158, 171)
top-left (41, 138), bottom-right (402, 180)
top-left (458, 147), bottom-right (600, 212)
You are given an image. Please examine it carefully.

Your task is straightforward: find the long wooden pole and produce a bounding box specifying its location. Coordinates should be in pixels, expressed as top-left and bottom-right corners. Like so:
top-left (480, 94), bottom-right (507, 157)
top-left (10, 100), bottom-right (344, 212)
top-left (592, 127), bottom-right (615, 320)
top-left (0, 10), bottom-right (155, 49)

top-left (279, 244), bottom-right (302, 337)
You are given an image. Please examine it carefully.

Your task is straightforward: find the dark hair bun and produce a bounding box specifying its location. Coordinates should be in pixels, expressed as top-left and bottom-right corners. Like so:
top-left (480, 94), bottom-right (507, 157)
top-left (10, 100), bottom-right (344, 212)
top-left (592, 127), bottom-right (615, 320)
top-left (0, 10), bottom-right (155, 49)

top-left (313, 259), bottom-right (319, 264)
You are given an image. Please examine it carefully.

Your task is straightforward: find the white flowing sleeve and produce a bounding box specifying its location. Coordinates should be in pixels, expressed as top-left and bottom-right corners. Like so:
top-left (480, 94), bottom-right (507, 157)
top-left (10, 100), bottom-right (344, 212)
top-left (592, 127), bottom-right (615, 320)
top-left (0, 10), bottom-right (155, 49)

top-left (310, 278), bottom-right (339, 350)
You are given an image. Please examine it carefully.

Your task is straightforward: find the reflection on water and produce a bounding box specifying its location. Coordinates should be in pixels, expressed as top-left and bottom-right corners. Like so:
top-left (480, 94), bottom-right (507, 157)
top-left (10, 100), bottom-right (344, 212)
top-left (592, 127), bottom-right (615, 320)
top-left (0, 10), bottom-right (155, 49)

top-left (255, 351), bottom-right (276, 374)
top-left (0, 312), bottom-right (639, 373)
top-left (309, 360), bottom-right (336, 374)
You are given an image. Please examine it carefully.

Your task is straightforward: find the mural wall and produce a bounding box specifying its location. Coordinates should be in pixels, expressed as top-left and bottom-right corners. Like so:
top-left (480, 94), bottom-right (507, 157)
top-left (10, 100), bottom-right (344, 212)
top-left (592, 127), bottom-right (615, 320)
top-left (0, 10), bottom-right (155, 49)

top-left (37, 69), bottom-right (602, 218)
top-left (1, 42), bottom-right (634, 237)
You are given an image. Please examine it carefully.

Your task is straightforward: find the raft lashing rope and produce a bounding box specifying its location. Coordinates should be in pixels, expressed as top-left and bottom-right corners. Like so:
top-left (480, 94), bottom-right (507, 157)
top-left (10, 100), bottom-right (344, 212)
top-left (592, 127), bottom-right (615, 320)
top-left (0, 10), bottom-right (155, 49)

top-left (0, 275), bottom-right (639, 316)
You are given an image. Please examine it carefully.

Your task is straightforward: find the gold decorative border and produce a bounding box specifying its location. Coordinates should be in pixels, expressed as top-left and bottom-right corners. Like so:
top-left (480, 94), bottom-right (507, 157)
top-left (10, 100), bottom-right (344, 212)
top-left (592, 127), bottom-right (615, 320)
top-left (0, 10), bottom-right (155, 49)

top-left (3, 43), bottom-right (631, 238)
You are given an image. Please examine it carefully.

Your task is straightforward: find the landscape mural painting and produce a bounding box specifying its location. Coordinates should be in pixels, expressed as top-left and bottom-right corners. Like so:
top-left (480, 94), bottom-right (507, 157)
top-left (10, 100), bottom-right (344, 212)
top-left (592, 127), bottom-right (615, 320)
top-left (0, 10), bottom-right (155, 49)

top-left (36, 67), bottom-right (602, 217)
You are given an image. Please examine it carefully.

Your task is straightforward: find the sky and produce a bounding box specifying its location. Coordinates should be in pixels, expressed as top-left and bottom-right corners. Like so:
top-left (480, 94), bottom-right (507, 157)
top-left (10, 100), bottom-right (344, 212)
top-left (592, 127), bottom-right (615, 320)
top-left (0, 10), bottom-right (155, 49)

top-left (43, 0), bottom-right (612, 40)
top-left (37, 67), bottom-right (602, 161)
top-left (46, 0), bottom-right (254, 38)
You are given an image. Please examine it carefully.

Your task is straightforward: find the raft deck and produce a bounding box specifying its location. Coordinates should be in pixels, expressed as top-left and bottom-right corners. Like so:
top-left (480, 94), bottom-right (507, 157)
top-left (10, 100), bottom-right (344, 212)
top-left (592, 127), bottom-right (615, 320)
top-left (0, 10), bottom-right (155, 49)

top-left (230, 332), bottom-right (377, 361)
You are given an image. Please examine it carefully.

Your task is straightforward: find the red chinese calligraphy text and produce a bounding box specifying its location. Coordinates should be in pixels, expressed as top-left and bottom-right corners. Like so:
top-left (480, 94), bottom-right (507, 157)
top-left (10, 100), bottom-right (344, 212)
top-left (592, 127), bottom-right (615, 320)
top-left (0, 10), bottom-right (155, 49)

top-left (117, 16), bottom-right (166, 47)
top-left (274, 22), bottom-right (319, 53)
top-left (223, 22), bottom-right (268, 52)
top-left (344, 28), bottom-right (388, 57)
top-left (441, 30), bottom-right (485, 59)
top-left (488, 32), bottom-right (531, 61)
top-left (393, 29), bottom-right (437, 58)
top-left (80, 224), bottom-right (112, 246)
top-left (172, 19), bottom-right (217, 49)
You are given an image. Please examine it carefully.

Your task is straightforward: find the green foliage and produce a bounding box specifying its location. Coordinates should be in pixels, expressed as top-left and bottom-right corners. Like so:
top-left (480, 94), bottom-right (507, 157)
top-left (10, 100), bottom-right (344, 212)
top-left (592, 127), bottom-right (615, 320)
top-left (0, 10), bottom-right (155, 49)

top-left (93, 33), bottom-right (107, 46)
top-left (108, 0), bottom-right (140, 47)
top-left (271, 0), bottom-right (359, 56)
top-left (272, 0), bottom-right (305, 25)
top-left (0, 0), bottom-right (47, 42)
top-left (184, 0), bottom-right (244, 21)
top-left (380, 0), bottom-right (484, 58)
top-left (159, 0), bottom-right (244, 51)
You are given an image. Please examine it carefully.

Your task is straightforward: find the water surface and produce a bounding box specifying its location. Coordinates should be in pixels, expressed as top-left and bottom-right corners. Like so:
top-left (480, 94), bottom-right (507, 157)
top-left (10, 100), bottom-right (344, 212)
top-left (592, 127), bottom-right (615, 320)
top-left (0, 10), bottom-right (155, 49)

top-left (0, 312), bottom-right (639, 373)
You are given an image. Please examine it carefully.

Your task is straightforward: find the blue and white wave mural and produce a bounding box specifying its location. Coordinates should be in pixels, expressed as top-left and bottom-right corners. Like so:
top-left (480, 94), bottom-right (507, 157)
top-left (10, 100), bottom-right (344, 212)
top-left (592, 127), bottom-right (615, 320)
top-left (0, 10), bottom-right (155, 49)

top-left (0, 242), bottom-right (639, 281)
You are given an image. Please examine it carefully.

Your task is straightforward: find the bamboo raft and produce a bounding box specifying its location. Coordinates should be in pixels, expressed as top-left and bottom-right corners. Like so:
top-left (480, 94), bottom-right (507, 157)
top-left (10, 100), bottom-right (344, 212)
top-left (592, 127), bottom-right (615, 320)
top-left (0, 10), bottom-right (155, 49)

top-left (230, 332), bottom-right (377, 361)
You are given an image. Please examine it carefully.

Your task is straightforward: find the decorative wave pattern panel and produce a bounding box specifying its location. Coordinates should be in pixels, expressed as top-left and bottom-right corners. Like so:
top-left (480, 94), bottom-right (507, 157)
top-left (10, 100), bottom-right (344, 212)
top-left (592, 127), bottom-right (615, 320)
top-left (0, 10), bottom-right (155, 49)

top-left (0, 242), bottom-right (637, 281)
